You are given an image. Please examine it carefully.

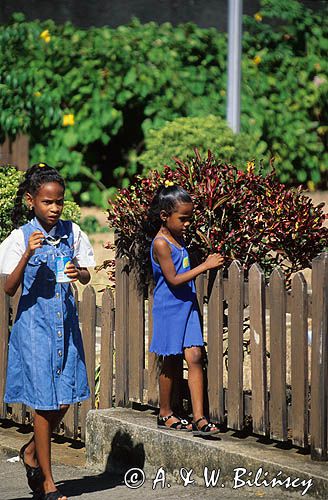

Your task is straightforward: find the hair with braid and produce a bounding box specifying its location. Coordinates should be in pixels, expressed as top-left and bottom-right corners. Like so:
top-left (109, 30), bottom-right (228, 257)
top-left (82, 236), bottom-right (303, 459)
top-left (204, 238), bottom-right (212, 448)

top-left (11, 163), bottom-right (65, 228)
top-left (131, 185), bottom-right (193, 289)
top-left (146, 185), bottom-right (192, 239)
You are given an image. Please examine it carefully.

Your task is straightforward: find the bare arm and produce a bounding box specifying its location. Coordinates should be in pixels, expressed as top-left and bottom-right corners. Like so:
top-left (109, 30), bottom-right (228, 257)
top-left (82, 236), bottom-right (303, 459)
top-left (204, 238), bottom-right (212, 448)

top-left (153, 239), bottom-right (224, 287)
top-left (4, 230), bottom-right (44, 296)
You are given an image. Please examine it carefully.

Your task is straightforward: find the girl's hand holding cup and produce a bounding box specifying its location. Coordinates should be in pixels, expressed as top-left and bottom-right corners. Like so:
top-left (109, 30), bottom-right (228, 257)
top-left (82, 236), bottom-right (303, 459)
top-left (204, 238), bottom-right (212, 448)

top-left (64, 262), bottom-right (80, 282)
top-left (204, 253), bottom-right (224, 270)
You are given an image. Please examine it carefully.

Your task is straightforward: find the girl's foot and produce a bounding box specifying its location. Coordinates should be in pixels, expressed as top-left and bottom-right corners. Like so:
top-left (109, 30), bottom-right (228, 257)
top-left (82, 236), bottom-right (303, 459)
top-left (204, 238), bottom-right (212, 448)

top-left (43, 478), bottom-right (67, 500)
top-left (43, 489), bottom-right (67, 500)
top-left (157, 413), bottom-right (191, 431)
top-left (192, 417), bottom-right (220, 436)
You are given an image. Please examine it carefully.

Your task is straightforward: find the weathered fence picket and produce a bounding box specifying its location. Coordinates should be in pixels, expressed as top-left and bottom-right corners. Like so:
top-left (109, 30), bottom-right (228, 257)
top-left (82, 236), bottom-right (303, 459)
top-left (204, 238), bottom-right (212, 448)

top-left (291, 272), bottom-right (308, 448)
top-left (147, 290), bottom-right (158, 407)
top-left (99, 288), bottom-right (115, 410)
top-left (128, 268), bottom-right (144, 403)
top-left (269, 267), bottom-right (288, 441)
top-left (0, 252), bottom-right (327, 461)
top-left (311, 253), bottom-right (328, 460)
top-left (115, 257), bottom-right (129, 407)
top-left (207, 269), bottom-right (224, 423)
top-left (249, 263), bottom-right (268, 436)
top-left (80, 285), bottom-right (97, 442)
top-left (227, 261), bottom-right (244, 430)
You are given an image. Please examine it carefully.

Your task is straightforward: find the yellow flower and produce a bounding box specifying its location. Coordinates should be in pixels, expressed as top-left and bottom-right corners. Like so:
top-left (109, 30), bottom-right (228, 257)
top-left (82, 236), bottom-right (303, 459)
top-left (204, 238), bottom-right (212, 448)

top-left (219, 89), bottom-right (226, 96)
top-left (307, 180), bottom-right (315, 192)
top-left (62, 114), bottom-right (75, 127)
top-left (247, 161), bottom-right (255, 173)
top-left (254, 12), bottom-right (262, 22)
top-left (40, 29), bottom-right (51, 43)
top-left (253, 55), bottom-right (261, 65)
top-left (164, 180), bottom-right (174, 187)
top-left (38, 163), bottom-right (46, 167)
top-left (34, 91), bottom-right (42, 97)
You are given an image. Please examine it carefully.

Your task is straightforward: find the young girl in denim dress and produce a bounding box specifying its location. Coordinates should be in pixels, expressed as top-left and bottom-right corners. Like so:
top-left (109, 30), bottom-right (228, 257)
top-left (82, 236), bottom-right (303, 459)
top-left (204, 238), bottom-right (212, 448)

top-left (0, 164), bottom-right (95, 500)
top-left (148, 185), bottom-right (224, 436)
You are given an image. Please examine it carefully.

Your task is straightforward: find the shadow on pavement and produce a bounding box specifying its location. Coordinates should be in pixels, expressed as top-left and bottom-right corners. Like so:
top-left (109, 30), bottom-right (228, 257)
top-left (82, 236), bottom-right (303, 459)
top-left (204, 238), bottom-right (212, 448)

top-left (59, 429), bottom-right (145, 497)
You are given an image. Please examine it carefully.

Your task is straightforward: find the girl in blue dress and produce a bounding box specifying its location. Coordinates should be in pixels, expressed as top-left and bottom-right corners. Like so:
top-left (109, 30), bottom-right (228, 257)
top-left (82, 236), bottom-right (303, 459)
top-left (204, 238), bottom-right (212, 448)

top-left (148, 185), bottom-right (224, 436)
top-left (1, 164), bottom-right (95, 500)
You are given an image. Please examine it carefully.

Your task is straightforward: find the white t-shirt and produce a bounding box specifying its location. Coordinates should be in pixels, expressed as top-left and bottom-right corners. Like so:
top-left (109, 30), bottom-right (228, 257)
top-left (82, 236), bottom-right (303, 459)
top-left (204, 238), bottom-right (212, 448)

top-left (0, 221), bottom-right (96, 274)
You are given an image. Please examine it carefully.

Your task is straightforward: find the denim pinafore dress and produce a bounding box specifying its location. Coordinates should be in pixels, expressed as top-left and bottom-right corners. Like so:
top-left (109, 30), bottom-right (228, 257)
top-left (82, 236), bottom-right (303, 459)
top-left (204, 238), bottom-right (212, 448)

top-left (149, 236), bottom-right (203, 356)
top-left (4, 218), bottom-right (90, 410)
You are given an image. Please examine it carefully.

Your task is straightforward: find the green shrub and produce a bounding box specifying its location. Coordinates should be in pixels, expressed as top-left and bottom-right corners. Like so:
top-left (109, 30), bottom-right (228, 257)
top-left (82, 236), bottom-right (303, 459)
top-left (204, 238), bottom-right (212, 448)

top-left (0, 0), bottom-right (327, 200)
top-left (107, 151), bottom-right (328, 288)
top-left (139, 115), bottom-right (260, 174)
top-left (0, 165), bottom-right (81, 243)
top-left (80, 215), bottom-right (108, 234)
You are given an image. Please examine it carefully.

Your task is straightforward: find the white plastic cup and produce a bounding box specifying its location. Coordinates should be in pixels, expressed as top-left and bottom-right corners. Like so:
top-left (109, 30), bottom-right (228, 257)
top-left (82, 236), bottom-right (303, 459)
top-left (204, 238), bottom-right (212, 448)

top-left (55, 256), bottom-right (71, 283)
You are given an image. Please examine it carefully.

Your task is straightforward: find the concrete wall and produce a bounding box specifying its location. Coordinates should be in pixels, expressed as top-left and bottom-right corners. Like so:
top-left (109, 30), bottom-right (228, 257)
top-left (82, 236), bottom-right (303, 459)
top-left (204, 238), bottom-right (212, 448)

top-left (0, 1), bottom-right (325, 30)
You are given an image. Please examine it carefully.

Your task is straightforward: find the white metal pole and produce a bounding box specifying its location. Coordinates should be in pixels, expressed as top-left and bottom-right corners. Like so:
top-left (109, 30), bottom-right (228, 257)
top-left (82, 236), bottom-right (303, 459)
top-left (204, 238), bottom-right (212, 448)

top-left (227, 0), bottom-right (243, 133)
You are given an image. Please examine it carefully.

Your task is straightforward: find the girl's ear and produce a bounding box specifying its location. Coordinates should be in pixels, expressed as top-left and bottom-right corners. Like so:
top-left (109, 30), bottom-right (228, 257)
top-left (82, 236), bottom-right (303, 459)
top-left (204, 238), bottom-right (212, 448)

top-left (160, 209), bottom-right (168, 222)
top-left (25, 192), bottom-right (33, 210)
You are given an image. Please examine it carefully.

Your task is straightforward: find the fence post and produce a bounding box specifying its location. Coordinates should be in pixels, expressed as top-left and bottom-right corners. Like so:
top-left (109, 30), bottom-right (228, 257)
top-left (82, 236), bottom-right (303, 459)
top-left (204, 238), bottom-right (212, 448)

top-left (63, 284), bottom-right (79, 439)
top-left (128, 268), bottom-right (144, 403)
top-left (311, 253), bottom-right (328, 460)
top-left (196, 273), bottom-right (205, 328)
top-left (0, 275), bottom-right (10, 419)
top-left (99, 288), bottom-right (115, 409)
top-left (249, 263), bottom-right (268, 436)
top-left (227, 260), bottom-right (244, 430)
top-left (115, 257), bottom-right (129, 407)
top-left (147, 289), bottom-right (159, 407)
top-left (269, 267), bottom-right (287, 441)
top-left (207, 269), bottom-right (224, 423)
top-left (9, 288), bottom-right (27, 424)
top-left (80, 285), bottom-right (96, 442)
top-left (291, 272), bottom-right (308, 448)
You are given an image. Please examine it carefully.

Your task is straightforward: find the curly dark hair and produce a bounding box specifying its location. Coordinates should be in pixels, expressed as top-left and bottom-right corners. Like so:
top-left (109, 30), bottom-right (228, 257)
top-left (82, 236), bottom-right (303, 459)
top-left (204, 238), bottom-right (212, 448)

top-left (11, 163), bottom-right (65, 228)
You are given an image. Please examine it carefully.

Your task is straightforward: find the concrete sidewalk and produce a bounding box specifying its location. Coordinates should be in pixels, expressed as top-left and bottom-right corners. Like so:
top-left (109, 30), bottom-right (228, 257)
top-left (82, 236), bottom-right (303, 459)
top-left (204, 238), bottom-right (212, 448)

top-left (86, 408), bottom-right (328, 499)
top-left (0, 448), bottom-right (310, 500)
top-left (1, 410), bottom-right (328, 499)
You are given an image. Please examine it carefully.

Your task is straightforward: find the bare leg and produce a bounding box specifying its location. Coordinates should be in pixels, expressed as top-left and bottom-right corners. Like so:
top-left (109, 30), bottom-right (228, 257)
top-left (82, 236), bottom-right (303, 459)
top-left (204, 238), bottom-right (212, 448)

top-left (21, 405), bottom-right (68, 468)
top-left (34, 405), bottom-right (69, 499)
top-left (159, 355), bottom-right (184, 428)
top-left (184, 346), bottom-right (218, 432)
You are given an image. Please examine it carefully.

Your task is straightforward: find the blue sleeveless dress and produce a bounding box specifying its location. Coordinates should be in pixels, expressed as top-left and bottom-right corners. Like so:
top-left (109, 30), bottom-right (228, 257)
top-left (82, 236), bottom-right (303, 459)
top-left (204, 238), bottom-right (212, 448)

top-left (4, 218), bottom-right (90, 410)
top-left (149, 236), bottom-right (203, 356)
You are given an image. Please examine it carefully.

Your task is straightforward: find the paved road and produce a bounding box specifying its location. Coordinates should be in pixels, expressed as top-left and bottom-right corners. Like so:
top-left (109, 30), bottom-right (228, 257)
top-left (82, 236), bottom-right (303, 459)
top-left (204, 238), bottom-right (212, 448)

top-left (0, 454), bottom-right (311, 500)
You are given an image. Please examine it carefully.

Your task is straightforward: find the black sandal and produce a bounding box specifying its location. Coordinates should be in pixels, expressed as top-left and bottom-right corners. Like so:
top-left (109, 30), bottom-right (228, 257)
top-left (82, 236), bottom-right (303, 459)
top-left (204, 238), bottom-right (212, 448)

top-left (19, 442), bottom-right (44, 493)
top-left (192, 416), bottom-right (220, 436)
top-left (157, 413), bottom-right (190, 431)
top-left (43, 490), bottom-right (66, 500)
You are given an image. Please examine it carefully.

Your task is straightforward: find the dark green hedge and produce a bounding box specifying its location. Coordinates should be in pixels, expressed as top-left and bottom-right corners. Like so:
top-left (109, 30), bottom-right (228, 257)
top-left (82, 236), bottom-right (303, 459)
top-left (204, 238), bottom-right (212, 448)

top-left (0, 0), bottom-right (327, 206)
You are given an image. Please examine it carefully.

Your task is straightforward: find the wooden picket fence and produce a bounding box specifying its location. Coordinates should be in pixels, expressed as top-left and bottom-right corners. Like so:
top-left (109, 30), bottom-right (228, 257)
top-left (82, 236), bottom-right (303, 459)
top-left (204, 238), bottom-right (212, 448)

top-left (0, 252), bottom-right (327, 460)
